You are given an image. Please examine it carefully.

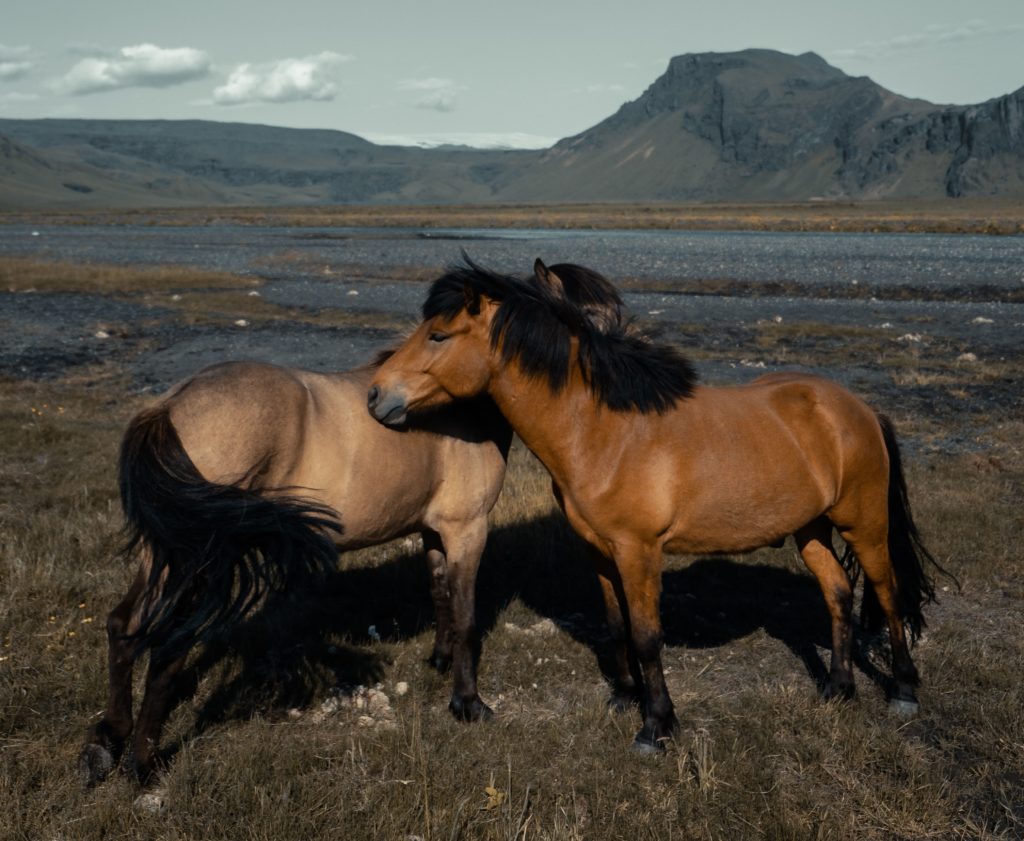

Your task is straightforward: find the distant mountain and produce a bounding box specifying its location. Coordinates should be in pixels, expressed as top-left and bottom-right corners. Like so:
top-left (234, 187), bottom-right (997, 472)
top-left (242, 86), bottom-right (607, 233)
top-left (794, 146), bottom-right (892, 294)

top-left (1, 50), bottom-right (1022, 208)
top-left (501, 49), bottom-right (1024, 201)
top-left (0, 119), bottom-right (536, 207)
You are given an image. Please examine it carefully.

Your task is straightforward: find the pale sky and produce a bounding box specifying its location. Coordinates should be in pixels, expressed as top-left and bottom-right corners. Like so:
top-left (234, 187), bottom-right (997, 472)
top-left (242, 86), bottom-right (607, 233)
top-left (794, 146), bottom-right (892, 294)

top-left (1, 0), bottom-right (1022, 148)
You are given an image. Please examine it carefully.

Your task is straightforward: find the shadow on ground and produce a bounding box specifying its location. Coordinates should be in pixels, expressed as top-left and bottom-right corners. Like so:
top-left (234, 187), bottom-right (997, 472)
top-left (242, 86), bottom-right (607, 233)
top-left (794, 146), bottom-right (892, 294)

top-left (172, 511), bottom-right (892, 746)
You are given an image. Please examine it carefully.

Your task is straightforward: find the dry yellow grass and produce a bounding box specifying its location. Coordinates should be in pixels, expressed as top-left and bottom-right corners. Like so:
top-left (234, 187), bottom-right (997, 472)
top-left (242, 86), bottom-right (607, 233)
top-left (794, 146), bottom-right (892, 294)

top-left (4, 198), bottom-right (1024, 234)
top-left (0, 257), bottom-right (259, 295)
top-left (1, 372), bottom-right (1022, 840)
top-left (2, 249), bottom-right (1022, 839)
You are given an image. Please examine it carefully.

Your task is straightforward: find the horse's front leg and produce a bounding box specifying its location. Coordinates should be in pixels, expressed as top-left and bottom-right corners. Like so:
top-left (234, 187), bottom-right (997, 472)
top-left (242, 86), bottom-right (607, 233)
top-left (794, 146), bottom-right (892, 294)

top-left (78, 563), bottom-right (147, 786)
top-left (592, 552), bottom-right (642, 712)
top-left (614, 543), bottom-right (677, 752)
top-left (435, 519), bottom-right (491, 722)
top-left (422, 530), bottom-right (454, 672)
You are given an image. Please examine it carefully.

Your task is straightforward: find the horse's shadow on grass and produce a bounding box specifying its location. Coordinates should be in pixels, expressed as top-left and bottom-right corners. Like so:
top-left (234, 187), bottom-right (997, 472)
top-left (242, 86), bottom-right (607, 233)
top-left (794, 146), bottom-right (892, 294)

top-left (182, 511), bottom-right (890, 743)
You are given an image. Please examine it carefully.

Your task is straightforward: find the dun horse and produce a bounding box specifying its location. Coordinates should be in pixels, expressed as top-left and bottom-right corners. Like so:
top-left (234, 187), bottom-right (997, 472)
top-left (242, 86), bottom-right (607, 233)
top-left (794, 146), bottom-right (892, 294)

top-left (369, 258), bottom-right (952, 751)
top-left (79, 358), bottom-right (511, 785)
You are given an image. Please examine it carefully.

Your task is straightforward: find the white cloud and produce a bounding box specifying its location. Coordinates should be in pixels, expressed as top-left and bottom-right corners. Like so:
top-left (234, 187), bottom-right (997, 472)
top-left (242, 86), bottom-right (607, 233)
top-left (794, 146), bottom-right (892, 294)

top-left (398, 77), bottom-right (462, 112)
top-left (831, 19), bottom-right (1024, 62)
top-left (0, 44), bottom-right (34, 81)
top-left (0, 62), bottom-right (33, 81)
top-left (213, 52), bottom-right (350, 105)
top-left (56, 43), bottom-right (211, 95)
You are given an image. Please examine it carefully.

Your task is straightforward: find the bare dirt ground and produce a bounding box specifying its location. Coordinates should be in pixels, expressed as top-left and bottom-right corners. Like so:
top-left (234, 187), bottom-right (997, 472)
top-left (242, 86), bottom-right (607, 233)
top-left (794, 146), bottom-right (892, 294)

top-left (1, 223), bottom-right (1023, 840)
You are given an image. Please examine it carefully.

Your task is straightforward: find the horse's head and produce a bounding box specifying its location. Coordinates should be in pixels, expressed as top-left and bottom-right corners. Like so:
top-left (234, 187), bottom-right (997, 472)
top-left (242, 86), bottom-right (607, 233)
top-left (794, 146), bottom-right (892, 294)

top-left (368, 293), bottom-right (497, 427)
top-left (367, 257), bottom-right (628, 426)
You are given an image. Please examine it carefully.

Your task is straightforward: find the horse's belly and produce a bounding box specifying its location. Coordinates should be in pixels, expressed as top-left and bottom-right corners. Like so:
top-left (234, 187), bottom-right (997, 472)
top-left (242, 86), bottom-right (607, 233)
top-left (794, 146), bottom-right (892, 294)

top-left (664, 482), bottom-right (827, 555)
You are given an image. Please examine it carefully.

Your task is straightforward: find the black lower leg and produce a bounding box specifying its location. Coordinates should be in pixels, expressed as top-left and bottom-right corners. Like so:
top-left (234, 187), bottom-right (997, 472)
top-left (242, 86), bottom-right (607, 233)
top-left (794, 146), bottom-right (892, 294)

top-left (128, 647), bottom-right (188, 784)
top-left (79, 573), bottom-right (145, 786)
top-left (633, 632), bottom-right (677, 751)
top-left (423, 533), bottom-right (454, 672)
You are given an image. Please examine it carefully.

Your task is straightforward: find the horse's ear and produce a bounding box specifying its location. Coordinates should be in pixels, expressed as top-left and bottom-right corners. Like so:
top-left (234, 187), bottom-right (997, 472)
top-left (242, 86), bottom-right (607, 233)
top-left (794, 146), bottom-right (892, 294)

top-left (534, 258), bottom-right (565, 300)
top-left (463, 283), bottom-right (481, 315)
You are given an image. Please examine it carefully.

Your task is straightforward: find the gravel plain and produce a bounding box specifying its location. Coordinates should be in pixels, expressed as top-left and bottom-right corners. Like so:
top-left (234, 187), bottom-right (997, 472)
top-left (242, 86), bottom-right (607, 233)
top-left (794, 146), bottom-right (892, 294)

top-left (1, 224), bottom-right (1021, 451)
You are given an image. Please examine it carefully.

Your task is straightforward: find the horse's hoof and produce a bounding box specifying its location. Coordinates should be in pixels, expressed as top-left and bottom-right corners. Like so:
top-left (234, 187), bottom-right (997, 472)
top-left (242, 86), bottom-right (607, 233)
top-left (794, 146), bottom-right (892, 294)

top-left (607, 694), bottom-right (636, 714)
top-left (889, 697), bottom-right (920, 718)
top-left (449, 695), bottom-right (493, 723)
top-left (78, 743), bottom-right (116, 787)
top-left (631, 734), bottom-right (666, 755)
top-left (125, 753), bottom-right (158, 787)
top-left (428, 652), bottom-right (452, 673)
top-left (822, 682), bottom-right (855, 703)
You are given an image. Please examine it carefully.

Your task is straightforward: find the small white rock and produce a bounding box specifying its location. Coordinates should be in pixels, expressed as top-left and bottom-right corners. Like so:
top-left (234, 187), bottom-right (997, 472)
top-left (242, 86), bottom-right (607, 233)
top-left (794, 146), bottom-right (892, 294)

top-left (971, 316), bottom-right (994, 325)
top-left (247, 290), bottom-right (261, 297)
top-left (347, 290), bottom-right (360, 296)
top-left (528, 618), bottom-right (559, 636)
top-left (395, 681), bottom-right (409, 696)
top-left (133, 791), bottom-right (168, 816)
top-left (897, 333), bottom-right (923, 343)
top-left (171, 294), bottom-right (182, 301)
top-left (957, 352), bottom-right (979, 363)
top-left (366, 689), bottom-right (392, 714)
top-left (234, 319), bottom-right (248, 327)
top-left (773, 315), bottom-right (783, 323)
top-left (94, 330), bottom-right (110, 339)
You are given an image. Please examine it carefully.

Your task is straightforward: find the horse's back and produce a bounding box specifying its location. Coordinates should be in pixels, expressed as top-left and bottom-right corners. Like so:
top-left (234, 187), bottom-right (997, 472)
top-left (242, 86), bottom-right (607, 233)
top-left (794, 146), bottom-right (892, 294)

top-left (652, 373), bottom-right (886, 553)
top-left (152, 359), bottom-right (508, 543)
top-left (162, 361), bottom-right (313, 486)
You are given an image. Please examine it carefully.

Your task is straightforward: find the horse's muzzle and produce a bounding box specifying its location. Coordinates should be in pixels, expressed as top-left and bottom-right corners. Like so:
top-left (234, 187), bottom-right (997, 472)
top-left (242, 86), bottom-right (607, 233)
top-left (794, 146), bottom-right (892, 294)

top-left (367, 385), bottom-right (408, 427)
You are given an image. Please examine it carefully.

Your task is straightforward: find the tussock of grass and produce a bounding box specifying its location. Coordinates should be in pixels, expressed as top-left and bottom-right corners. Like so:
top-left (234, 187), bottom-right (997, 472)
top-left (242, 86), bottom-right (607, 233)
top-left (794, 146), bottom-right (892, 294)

top-left (2, 376), bottom-right (1022, 840)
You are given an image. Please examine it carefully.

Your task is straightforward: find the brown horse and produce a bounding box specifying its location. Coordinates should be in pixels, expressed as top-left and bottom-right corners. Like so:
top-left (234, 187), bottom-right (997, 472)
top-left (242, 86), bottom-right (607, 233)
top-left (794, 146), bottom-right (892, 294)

top-left (368, 258), bottom-right (952, 751)
top-left (79, 359), bottom-right (511, 785)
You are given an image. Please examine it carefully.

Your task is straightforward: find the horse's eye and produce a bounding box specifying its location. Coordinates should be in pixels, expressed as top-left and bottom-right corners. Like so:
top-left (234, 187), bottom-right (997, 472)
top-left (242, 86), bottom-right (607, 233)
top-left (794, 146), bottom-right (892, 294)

top-left (428, 332), bottom-right (450, 344)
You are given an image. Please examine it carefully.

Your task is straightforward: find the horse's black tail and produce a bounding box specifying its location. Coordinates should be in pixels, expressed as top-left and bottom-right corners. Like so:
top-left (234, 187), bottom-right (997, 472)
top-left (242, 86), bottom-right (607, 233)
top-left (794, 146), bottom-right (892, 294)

top-left (119, 406), bottom-right (343, 660)
top-left (860, 415), bottom-right (958, 641)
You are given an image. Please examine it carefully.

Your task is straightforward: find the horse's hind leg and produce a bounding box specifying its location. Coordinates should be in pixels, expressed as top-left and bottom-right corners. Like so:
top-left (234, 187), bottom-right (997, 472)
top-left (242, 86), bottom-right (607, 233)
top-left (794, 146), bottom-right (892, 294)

top-left (78, 562), bottom-right (147, 786)
top-left (841, 530), bottom-right (920, 715)
top-left (423, 530), bottom-right (454, 672)
top-left (128, 644), bottom-right (190, 784)
top-left (795, 519), bottom-right (855, 700)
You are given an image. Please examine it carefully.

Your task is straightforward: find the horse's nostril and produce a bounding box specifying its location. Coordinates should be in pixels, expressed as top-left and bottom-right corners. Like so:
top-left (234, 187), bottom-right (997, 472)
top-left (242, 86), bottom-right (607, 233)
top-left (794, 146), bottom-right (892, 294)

top-left (367, 385), bottom-right (380, 408)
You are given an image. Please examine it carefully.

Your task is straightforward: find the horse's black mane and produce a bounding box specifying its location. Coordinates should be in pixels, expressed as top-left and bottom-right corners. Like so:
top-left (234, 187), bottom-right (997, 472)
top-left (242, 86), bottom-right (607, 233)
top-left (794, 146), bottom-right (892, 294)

top-left (423, 257), bottom-right (697, 413)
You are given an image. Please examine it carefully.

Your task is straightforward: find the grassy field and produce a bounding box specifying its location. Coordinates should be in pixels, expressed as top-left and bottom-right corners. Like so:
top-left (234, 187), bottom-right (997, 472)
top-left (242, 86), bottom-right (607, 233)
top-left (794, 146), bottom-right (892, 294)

top-left (1, 258), bottom-right (1023, 840)
top-left (3, 198), bottom-right (1024, 235)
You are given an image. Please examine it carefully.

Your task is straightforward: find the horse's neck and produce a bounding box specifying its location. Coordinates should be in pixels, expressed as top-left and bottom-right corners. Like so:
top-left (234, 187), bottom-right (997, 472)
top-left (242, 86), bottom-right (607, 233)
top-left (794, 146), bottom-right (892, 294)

top-left (488, 364), bottom-right (605, 483)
